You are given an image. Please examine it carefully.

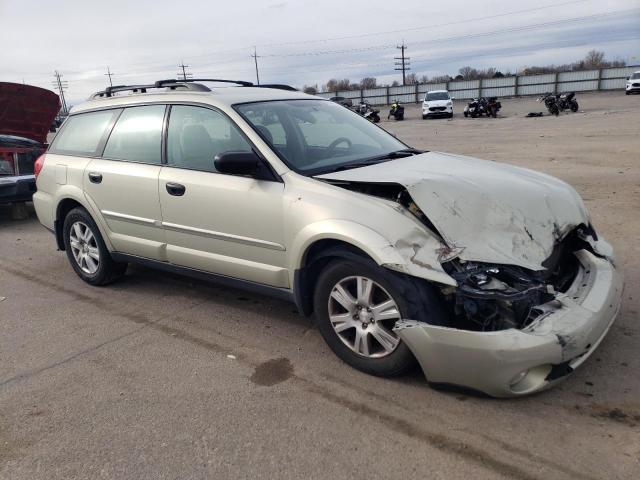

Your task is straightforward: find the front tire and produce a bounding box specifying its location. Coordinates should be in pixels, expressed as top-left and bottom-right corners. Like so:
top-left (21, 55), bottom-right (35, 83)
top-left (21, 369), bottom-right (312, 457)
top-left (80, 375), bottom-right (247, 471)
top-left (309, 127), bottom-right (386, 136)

top-left (63, 207), bottom-right (127, 286)
top-left (570, 101), bottom-right (579, 112)
top-left (313, 257), bottom-right (445, 377)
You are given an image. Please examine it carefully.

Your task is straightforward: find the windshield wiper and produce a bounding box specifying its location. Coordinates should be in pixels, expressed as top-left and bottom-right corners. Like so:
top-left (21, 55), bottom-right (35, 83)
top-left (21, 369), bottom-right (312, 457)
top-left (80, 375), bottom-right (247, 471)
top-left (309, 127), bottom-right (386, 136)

top-left (316, 148), bottom-right (424, 174)
top-left (335, 148), bottom-right (423, 169)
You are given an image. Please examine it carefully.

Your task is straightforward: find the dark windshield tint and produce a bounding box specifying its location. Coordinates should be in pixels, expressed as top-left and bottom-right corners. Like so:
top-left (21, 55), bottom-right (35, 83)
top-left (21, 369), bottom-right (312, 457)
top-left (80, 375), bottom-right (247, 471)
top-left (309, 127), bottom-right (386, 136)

top-left (235, 100), bottom-right (407, 174)
top-left (426, 92), bottom-right (450, 101)
top-left (632, 73), bottom-right (640, 79)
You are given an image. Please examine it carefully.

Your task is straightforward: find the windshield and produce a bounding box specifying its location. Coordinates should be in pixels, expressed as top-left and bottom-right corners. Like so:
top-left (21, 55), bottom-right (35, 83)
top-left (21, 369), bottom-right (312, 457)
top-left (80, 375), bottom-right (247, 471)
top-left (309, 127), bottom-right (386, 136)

top-left (426, 92), bottom-right (450, 101)
top-left (631, 73), bottom-right (640, 79)
top-left (235, 100), bottom-right (408, 175)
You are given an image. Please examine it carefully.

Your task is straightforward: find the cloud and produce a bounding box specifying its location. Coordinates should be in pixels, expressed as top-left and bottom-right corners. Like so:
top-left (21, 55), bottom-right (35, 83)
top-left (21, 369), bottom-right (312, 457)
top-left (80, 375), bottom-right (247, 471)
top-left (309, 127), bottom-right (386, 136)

top-left (2, 0), bottom-right (637, 101)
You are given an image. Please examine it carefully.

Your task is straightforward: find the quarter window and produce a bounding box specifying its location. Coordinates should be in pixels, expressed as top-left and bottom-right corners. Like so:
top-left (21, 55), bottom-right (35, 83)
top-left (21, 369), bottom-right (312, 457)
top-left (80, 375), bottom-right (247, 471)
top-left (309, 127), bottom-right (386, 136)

top-left (166, 105), bottom-right (252, 172)
top-left (102, 105), bottom-right (165, 164)
top-left (50, 109), bottom-right (118, 156)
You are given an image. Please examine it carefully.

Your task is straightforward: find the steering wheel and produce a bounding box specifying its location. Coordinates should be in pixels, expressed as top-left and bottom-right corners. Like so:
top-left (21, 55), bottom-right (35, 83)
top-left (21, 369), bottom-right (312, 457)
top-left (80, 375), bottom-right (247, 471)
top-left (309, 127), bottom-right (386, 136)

top-left (326, 137), bottom-right (353, 157)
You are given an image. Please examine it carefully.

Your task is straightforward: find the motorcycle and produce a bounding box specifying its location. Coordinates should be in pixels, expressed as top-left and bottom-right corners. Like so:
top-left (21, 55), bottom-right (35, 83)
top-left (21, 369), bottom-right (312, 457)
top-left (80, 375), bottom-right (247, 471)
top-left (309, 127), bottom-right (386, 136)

top-left (486, 97), bottom-right (501, 117)
top-left (387, 100), bottom-right (405, 120)
top-left (356, 101), bottom-right (380, 123)
top-left (556, 91), bottom-right (579, 112)
top-left (464, 97), bottom-right (488, 118)
top-left (538, 93), bottom-right (560, 116)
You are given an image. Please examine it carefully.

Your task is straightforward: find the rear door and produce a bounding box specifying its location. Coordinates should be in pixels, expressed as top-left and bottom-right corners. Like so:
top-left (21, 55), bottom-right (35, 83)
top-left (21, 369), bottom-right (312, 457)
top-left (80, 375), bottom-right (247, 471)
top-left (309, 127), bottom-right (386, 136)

top-left (83, 105), bottom-right (167, 260)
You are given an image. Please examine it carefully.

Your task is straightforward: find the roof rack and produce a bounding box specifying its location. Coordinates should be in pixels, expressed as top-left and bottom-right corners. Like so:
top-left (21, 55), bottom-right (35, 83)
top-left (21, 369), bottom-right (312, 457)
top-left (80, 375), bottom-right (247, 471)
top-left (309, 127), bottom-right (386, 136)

top-left (90, 78), bottom-right (297, 99)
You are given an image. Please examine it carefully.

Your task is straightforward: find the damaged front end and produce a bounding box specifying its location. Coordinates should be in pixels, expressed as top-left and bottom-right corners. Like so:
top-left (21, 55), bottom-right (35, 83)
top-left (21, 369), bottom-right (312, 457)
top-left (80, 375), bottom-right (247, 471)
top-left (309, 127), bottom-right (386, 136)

top-left (393, 233), bottom-right (623, 397)
top-left (320, 168), bottom-right (622, 397)
top-left (439, 227), bottom-right (591, 333)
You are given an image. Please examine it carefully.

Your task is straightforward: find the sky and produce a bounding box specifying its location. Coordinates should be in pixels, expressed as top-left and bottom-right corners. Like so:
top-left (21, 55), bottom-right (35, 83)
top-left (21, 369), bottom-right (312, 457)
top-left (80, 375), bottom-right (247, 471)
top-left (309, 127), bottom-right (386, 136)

top-left (1, 0), bottom-right (639, 105)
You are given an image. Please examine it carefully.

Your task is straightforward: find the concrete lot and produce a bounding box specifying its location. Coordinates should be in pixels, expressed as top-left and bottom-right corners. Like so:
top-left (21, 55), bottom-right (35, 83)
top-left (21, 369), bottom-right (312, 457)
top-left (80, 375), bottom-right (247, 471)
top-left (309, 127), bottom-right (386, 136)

top-left (1, 91), bottom-right (638, 479)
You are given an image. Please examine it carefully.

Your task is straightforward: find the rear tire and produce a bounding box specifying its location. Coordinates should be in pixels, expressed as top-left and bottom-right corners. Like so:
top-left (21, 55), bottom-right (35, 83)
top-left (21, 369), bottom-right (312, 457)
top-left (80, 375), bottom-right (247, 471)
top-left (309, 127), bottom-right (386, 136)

top-left (63, 207), bottom-right (127, 286)
top-left (313, 256), bottom-right (446, 377)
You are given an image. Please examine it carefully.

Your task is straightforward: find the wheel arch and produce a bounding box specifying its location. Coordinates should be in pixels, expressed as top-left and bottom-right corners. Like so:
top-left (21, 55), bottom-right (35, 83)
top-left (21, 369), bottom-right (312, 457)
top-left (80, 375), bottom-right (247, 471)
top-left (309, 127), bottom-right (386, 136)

top-left (54, 191), bottom-right (113, 252)
top-left (293, 238), bottom-right (382, 317)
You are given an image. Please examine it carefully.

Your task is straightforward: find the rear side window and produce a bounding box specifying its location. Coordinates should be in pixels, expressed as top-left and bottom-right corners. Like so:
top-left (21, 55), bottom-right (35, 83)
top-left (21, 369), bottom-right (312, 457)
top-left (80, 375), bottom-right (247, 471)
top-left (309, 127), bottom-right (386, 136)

top-left (103, 105), bottom-right (165, 164)
top-left (50, 110), bottom-right (118, 156)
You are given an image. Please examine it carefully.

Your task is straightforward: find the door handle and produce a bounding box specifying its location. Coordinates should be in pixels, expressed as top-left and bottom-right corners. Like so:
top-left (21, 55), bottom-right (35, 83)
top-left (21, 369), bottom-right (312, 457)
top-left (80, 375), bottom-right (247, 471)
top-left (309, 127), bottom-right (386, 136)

top-left (88, 172), bottom-right (102, 184)
top-left (166, 182), bottom-right (186, 196)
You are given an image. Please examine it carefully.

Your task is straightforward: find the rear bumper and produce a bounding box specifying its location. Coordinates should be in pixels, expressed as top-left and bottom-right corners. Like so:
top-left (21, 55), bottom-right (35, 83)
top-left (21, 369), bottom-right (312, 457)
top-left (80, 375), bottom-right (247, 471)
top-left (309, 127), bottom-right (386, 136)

top-left (394, 250), bottom-right (623, 397)
top-left (0, 175), bottom-right (36, 204)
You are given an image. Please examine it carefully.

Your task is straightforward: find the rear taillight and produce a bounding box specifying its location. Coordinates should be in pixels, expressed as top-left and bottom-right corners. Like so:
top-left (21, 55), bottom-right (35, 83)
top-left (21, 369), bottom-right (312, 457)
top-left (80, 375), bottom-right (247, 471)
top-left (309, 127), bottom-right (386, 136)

top-left (34, 154), bottom-right (46, 178)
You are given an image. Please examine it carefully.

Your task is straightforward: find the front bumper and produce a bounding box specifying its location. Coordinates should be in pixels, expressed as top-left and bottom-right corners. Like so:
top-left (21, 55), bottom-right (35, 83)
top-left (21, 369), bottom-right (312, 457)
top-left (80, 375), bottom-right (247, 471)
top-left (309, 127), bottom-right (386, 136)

top-left (394, 250), bottom-right (623, 397)
top-left (423, 106), bottom-right (453, 116)
top-left (0, 175), bottom-right (36, 204)
top-left (626, 84), bottom-right (640, 92)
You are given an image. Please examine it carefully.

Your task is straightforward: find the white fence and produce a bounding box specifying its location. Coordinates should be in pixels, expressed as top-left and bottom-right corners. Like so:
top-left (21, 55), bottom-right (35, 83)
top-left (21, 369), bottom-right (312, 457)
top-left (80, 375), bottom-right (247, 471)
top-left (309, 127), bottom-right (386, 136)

top-left (316, 65), bottom-right (638, 105)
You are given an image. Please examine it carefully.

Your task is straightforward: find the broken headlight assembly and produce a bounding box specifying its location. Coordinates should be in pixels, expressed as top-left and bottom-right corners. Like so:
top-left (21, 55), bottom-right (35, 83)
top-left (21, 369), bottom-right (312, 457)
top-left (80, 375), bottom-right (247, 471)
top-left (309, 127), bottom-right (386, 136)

top-left (441, 262), bottom-right (557, 332)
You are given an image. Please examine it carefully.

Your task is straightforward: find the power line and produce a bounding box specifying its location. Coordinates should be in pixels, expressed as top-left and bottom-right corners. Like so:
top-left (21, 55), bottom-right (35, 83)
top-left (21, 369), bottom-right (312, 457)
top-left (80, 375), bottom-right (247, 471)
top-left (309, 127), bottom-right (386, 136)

top-left (104, 66), bottom-right (115, 87)
top-left (177, 61), bottom-right (193, 80)
top-left (51, 70), bottom-right (68, 114)
top-left (394, 43), bottom-right (410, 85)
top-left (252, 0), bottom-right (593, 48)
top-left (262, 8), bottom-right (639, 58)
top-left (250, 47), bottom-right (261, 85)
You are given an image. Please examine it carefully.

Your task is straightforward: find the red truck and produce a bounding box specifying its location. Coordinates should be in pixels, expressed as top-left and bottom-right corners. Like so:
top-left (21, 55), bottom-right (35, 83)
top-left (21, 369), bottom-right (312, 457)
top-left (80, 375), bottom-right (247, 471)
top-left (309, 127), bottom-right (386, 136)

top-left (0, 82), bottom-right (60, 205)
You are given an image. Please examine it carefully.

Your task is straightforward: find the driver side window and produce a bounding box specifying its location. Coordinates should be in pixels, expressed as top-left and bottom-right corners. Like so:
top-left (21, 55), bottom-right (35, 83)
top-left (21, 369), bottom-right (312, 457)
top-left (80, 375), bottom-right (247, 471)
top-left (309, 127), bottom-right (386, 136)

top-left (167, 105), bottom-right (252, 173)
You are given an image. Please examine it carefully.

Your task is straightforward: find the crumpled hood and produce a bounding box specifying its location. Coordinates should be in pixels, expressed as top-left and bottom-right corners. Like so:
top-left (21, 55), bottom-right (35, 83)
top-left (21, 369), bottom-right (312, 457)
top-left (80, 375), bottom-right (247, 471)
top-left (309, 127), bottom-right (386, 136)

top-left (317, 152), bottom-right (590, 270)
top-left (0, 82), bottom-right (60, 144)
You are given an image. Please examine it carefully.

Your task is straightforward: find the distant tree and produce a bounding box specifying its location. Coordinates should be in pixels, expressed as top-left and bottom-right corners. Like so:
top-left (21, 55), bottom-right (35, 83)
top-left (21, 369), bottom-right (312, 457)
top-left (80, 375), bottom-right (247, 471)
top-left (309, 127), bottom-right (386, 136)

top-left (458, 66), bottom-right (478, 80)
top-left (404, 73), bottom-right (417, 85)
top-left (430, 74), bottom-right (452, 83)
top-left (493, 71), bottom-right (504, 78)
top-left (360, 77), bottom-right (377, 89)
top-left (303, 84), bottom-right (318, 95)
top-left (325, 79), bottom-right (339, 92)
top-left (390, 80), bottom-right (399, 87)
top-left (419, 75), bottom-right (429, 84)
top-left (454, 74), bottom-right (464, 80)
top-left (584, 49), bottom-right (605, 69)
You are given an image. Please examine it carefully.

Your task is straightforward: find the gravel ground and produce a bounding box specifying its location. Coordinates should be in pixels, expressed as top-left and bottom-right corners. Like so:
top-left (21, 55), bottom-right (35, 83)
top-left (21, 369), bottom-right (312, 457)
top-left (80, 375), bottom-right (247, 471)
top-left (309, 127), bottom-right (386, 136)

top-left (0, 90), bottom-right (638, 480)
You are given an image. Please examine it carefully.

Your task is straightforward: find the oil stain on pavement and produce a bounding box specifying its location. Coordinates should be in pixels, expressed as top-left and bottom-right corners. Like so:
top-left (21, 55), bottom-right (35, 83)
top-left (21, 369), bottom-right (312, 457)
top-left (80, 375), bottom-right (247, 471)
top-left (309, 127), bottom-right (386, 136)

top-left (250, 358), bottom-right (293, 386)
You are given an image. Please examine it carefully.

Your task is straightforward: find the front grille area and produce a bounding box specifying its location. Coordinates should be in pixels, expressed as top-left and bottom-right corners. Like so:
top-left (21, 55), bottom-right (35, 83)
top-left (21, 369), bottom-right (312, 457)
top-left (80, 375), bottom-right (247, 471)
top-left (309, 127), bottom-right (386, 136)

top-left (429, 106), bottom-right (447, 112)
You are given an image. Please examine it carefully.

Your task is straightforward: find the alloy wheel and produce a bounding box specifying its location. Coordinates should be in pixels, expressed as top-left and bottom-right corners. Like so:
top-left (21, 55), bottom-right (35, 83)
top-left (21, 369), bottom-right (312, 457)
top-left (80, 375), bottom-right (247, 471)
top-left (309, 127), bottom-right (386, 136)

top-left (327, 276), bottom-right (401, 358)
top-left (69, 221), bottom-right (100, 274)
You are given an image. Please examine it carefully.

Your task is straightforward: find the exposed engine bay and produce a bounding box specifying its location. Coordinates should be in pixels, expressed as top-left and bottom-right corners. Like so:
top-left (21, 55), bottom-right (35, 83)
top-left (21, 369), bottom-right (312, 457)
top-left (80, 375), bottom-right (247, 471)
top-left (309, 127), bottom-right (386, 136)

top-left (327, 179), bottom-right (600, 332)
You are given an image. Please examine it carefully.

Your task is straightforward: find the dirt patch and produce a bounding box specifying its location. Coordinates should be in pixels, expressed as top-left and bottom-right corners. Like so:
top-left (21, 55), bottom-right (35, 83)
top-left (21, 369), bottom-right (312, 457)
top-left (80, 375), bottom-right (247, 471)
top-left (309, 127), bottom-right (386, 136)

top-left (589, 405), bottom-right (640, 427)
top-left (249, 358), bottom-right (293, 386)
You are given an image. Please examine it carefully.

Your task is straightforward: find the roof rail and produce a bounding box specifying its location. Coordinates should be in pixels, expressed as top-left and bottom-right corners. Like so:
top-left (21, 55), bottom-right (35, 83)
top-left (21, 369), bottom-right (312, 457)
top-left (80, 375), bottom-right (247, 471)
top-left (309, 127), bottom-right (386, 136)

top-left (90, 78), bottom-right (297, 99)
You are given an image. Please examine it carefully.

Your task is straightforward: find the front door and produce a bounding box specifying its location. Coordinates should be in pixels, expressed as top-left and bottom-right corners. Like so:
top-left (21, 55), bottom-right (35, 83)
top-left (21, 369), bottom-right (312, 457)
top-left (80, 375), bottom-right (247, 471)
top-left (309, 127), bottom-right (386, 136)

top-left (158, 104), bottom-right (288, 288)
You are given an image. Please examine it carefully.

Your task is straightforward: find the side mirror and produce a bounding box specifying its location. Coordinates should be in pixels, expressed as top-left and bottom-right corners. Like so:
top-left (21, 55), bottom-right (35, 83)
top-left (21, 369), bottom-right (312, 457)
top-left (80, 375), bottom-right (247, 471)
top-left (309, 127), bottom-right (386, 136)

top-left (214, 151), bottom-right (260, 176)
top-left (450, 96), bottom-right (456, 100)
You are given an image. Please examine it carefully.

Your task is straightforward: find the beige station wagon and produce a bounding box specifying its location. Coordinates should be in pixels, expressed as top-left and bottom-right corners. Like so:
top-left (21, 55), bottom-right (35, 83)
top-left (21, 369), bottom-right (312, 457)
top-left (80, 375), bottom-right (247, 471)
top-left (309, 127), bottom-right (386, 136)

top-left (33, 79), bottom-right (623, 397)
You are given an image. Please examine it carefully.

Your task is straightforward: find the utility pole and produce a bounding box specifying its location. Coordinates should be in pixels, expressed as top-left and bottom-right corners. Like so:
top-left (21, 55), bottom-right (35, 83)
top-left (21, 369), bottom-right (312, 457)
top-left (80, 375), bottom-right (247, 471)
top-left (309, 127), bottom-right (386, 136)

top-left (394, 42), bottom-right (410, 86)
top-left (104, 66), bottom-right (114, 87)
top-left (250, 47), bottom-right (260, 85)
top-left (51, 70), bottom-right (68, 115)
top-left (177, 61), bottom-right (192, 81)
